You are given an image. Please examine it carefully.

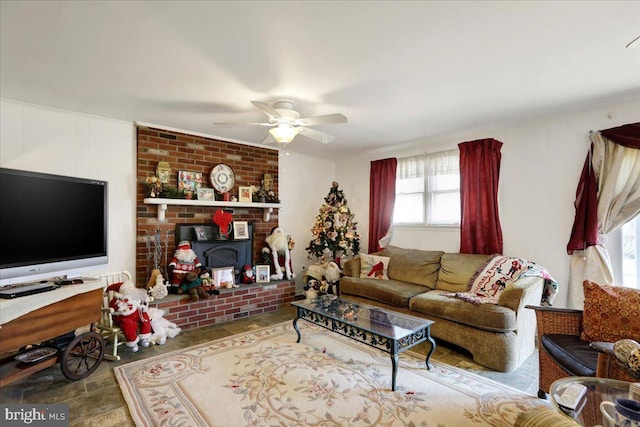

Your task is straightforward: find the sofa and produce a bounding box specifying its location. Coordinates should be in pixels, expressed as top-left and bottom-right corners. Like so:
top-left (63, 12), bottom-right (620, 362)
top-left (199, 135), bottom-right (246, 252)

top-left (339, 246), bottom-right (545, 372)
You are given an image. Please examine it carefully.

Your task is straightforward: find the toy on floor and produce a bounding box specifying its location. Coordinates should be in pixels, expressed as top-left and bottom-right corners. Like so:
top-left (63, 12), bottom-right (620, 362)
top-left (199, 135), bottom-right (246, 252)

top-left (147, 307), bottom-right (181, 345)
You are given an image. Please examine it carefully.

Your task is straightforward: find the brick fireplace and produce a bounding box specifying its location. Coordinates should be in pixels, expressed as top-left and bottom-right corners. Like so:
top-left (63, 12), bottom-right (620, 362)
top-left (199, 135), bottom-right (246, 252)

top-left (136, 126), bottom-right (280, 287)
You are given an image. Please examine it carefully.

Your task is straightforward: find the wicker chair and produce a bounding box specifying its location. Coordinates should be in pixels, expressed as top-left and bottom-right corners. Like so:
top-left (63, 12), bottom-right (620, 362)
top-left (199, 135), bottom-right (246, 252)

top-left (527, 305), bottom-right (637, 399)
top-left (93, 271), bottom-right (132, 361)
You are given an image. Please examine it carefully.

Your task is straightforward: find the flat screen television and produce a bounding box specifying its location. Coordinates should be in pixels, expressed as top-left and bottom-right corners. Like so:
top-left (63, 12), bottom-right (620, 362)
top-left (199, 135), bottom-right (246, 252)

top-left (0, 168), bottom-right (108, 285)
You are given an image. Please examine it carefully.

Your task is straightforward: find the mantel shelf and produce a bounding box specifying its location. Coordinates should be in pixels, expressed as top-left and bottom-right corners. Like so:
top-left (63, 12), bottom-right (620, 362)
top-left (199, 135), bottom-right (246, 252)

top-left (143, 198), bottom-right (282, 221)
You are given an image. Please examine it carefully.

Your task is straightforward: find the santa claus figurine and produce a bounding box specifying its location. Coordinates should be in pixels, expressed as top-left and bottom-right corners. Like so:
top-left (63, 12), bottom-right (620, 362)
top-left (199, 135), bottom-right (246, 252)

top-left (107, 281), bottom-right (152, 352)
top-left (168, 240), bottom-right (203, 288)
top-left (262, 227), bottom-right (295, 280)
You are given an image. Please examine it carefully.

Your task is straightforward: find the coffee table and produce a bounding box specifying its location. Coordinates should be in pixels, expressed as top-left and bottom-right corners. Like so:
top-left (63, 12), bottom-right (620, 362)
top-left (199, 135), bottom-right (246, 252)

top-left (550, 376), bottom-right (634, 426)
top-left (292, 296), bottom-right (436, 391)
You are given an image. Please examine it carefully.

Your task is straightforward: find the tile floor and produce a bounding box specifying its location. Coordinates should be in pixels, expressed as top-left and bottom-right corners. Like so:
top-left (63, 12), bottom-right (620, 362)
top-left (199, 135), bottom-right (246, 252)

top-left (0, 305), bottom-right (541, 426)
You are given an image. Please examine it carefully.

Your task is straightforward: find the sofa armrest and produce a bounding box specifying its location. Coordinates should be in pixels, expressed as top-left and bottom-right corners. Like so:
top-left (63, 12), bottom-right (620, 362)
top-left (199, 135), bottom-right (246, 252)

top-left (525, 305), bottom-right (583, 336)
top-left (342, 256), bottom-right (361, 278)
top-left (498, 276), bottom-right (542, 312)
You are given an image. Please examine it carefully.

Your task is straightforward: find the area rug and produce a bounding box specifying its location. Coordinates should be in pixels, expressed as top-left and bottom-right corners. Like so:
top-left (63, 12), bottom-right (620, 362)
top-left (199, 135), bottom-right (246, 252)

top-left (115, 321), bottom-right (548, 426)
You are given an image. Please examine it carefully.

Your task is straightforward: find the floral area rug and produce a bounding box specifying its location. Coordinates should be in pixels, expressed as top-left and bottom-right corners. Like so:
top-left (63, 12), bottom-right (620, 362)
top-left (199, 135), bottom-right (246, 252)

top-left (115, 321), bottom-right (547, 426)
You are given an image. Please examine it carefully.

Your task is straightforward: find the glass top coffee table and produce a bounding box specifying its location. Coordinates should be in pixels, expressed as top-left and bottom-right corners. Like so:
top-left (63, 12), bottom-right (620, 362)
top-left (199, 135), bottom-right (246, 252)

top-left (550, 376), bottom-right (634, 426)
top-left (291, 296), bottom-right (436, 391)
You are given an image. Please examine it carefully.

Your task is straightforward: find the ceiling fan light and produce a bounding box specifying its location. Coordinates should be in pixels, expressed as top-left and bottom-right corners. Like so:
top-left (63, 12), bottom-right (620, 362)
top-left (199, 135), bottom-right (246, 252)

top-left (269, 125), bottom-right (299, 143)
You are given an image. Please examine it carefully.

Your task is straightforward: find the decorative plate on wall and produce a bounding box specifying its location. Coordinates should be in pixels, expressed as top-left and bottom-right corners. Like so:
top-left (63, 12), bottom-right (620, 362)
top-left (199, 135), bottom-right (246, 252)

top-left (210, 164), bottom-right (235, 193)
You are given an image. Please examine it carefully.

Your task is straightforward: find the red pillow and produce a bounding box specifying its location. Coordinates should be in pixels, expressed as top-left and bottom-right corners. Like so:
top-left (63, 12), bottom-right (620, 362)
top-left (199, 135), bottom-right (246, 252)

top-left (581, 280), bottom-right (640, 343)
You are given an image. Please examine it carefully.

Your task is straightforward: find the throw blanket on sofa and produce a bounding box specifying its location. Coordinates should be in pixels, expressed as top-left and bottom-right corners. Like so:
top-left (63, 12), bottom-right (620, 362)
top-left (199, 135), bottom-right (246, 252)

top-left (446, 255), bottom-right (558, 306)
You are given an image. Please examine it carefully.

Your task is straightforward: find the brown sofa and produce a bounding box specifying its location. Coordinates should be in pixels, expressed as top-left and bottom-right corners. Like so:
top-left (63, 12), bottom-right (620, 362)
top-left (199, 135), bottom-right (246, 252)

top-left (340, 246), bottom-right (544, 372)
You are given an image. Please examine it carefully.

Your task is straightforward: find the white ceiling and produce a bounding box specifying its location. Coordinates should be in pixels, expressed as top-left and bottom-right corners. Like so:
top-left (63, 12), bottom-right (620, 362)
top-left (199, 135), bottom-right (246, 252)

top-left (1, 1), bottom-right (639, 157)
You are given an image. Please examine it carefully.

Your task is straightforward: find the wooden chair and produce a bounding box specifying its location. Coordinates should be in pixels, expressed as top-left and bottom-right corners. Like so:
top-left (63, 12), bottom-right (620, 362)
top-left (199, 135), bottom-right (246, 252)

top-left (93, 271), bottom-right (132, 361)
top-left (527, 304), bottom-right (637, 399)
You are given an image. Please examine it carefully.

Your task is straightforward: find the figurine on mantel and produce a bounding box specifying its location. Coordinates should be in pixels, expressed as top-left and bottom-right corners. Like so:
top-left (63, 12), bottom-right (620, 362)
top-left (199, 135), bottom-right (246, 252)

top-left (252, 173), bottom-right (280, 203)
top-left (262, 227), bottom-right (295, 280)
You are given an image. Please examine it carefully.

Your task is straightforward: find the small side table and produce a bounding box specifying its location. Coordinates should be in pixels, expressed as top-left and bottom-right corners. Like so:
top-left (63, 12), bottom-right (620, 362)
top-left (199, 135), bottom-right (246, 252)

top-left (550, 377), bottom-right (632, 426)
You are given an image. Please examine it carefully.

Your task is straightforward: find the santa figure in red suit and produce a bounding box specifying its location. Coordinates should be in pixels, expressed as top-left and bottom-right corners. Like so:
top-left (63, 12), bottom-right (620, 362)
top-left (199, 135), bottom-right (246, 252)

top-left (107, 281), bottom-right (152, 353)
top-left (168, 240), bottom-right (203, 286)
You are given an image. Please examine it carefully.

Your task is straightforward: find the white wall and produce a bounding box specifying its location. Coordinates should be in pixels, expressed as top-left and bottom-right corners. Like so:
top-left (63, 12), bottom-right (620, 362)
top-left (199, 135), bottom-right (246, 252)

top-left (1, 98), bottom-right (137, 279)
top-left (279, 151), bottom-right (336, 294)
top-left (336, 97), bottom-right (640, 308)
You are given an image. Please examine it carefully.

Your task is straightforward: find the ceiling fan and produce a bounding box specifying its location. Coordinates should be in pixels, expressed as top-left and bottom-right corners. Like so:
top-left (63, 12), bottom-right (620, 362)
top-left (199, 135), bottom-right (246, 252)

top-left (214, 100), bottom-right (347, 145)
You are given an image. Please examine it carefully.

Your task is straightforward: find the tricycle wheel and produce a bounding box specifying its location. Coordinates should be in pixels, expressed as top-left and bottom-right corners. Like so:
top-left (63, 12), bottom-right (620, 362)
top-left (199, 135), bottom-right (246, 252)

top-left (60, 331), bottom-right (105, 380)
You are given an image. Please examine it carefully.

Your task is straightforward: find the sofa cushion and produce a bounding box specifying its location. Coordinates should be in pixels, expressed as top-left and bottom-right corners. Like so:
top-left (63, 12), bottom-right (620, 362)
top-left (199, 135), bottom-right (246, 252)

top-left (410, 290), bottom-right (517, 332)
top-left (339, 276), bottom-right (429, 308)
top-left (435, 253), bottom-right (491, 292)
top-left (541, 334), bottom-right (597, 377)
top-left (359, 254), bottom-right (390, 280)
top-left (581, 280), bottom-right (640, 343)
top-left (380, 246), bottom-right (443, 288)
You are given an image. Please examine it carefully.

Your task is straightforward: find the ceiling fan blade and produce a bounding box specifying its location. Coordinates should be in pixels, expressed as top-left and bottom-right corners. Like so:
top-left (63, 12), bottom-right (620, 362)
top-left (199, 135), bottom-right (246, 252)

top-left (214, 122), bottom-right (275, 126)
top-left (260, 133), bottom-right (275, 144)
top-left (297, 127), bottom-right (335, 144)
top-left (296, 113), bottom-right (347, 126)
top-left (251, 100), bottom-right (282, 118)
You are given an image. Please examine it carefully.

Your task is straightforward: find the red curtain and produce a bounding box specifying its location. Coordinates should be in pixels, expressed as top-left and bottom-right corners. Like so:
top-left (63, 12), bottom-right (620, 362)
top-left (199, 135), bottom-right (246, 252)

top-left (459, 139), bottom-right (503, 254)
top-left (567, 122), bottom-right (640, 254)
top-left (368, 158), bottom-right (397, 253)
top-left (566, 144), bottom-right (598, 254)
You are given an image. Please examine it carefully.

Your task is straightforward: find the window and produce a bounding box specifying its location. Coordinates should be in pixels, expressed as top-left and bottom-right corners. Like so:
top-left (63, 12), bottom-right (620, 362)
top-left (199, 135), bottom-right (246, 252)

top-left (393, 150), bottom-right (460, 226)
top-left (622, 216), bottom-right (639, 288)
top-left (608, 215), bottom-right (639, 289)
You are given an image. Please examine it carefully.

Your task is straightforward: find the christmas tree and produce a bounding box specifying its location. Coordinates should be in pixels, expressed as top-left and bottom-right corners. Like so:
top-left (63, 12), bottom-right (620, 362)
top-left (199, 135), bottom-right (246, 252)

top-left (306, 182), bottom-right (360, 262)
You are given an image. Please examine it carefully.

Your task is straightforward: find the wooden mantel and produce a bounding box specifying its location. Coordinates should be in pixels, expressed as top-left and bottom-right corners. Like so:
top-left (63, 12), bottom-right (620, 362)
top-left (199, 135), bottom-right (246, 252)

top-left (143, 198), bottom-right (282, 222)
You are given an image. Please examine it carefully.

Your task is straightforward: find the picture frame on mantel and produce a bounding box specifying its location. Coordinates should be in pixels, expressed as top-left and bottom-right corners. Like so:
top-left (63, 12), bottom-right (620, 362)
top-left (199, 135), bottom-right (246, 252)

top-left (239, 186), bottom-right (252, 203)
top-left (233, 221), bottom-right (249, 239)
top-left (256, 265), bottom-right (270, 283)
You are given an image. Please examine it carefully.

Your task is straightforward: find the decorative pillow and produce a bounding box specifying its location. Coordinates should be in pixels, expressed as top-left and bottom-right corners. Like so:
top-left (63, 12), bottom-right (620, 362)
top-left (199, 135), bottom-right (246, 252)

top-left (359, 254), bottom-right (390, 280)
top-left (581, 280), bottom-right (640, 343)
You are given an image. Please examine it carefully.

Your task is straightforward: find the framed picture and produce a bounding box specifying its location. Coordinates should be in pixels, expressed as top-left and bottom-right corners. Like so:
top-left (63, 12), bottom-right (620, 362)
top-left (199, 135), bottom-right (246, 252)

top-left (193, 225), bottom-right (208, 241)
top-left (256, 265), bottom-right (270, 283)
top-left (239, 186), bottom-right (252, 203)
top-left (233, 221), bottom-right (249, 239)
top-left (197, 188), bottom-right (215, 201)
top-left (212, 267), bottom-right (235, 288)
top-left (177, 170), bottom-right (203, 192)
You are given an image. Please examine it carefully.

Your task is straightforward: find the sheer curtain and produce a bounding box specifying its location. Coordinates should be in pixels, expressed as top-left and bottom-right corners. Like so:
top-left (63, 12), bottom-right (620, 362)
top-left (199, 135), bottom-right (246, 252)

top-left (368, 158), bottom-right (397, 253)
top-left (458, 139), bottom-right (503, 254)
top-left (567, 123), bottom-right (640, 308)
top-left (397, 150), bottom-right (458, 180)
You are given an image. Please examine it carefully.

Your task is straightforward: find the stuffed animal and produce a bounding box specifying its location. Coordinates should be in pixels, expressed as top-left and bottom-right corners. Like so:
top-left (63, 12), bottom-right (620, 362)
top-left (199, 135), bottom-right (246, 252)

top-left (168, 240), bottom-right (204, 291)
top-left (240, 265), bottom-right (255, 284)
top-left (303, 261), bottom-right (342, 295)
top-left (147, 307), bottom-right (181, 345)
top-left (107, 281), bottom-right (152, 352)
top-left (199, 270), bottom-right (221, 295)
top-left (177, 272), bottom-right (210, 302)
top-left (262, 227), bottom-right (295, 280)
